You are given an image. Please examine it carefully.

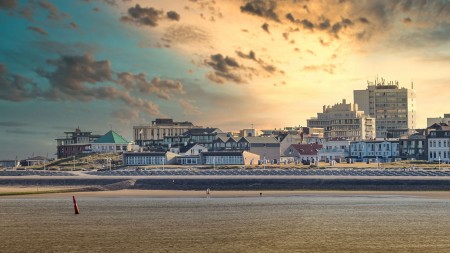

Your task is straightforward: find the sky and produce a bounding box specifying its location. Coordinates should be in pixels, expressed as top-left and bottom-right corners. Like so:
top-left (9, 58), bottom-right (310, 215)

top-left (1, 0), bottom-right (450, 159)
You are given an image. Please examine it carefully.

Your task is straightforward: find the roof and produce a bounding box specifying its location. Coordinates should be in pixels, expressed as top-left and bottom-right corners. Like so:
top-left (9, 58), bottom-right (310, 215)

top-left (290, 144), bottom-right (322, 156)
top-left (201, 151), bottom-right (245, 156)
top-left (123, 152), bottom-right (165, 156)
top-left (179, 143), bottom-right (197, 153)
top-left (183, 128), bottom-right (221, 135)
top-left (328, 137), bottom-right (349, 141)
top-left (94, 130), bottom-right (130, 144)
top-left (215, 135), bottom-right (229, 142)
top-left (242, 136), bottom-right (279, 144)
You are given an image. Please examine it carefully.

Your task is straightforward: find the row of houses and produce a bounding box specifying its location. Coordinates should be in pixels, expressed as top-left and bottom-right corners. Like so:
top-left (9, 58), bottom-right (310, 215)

top-left (49, 117), bottom-right (450, 168)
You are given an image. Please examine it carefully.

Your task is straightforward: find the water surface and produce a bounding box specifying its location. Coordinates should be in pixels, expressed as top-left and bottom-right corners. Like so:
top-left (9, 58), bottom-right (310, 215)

top-left (1, 194), bottom-right (450, 252)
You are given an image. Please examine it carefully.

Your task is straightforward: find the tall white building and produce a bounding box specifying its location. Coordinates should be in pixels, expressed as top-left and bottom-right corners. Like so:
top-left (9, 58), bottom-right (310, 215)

top-left (354, 79), bottom-right (416, 139)
top-left (307, 99), bottom-right (376, 141)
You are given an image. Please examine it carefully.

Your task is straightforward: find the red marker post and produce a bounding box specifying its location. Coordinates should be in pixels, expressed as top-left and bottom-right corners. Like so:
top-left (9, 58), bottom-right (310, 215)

top-left (72, 196), bottom-right (80, 215)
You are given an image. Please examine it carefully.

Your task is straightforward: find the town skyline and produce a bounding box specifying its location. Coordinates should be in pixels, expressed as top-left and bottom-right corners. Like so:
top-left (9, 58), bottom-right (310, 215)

top-left (1, 0), bottom-right (450, 159)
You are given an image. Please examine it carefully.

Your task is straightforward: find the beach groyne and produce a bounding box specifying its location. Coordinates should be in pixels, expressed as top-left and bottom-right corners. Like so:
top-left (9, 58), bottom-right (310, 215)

top-left (2, 177), bottom-right (450, 191)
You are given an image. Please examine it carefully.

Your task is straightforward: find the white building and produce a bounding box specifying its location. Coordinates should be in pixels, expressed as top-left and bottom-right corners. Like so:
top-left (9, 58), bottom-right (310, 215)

top-left (350, 140), bottom-right (400, 162)
top-left (91, 130), bottom-right (135, 153)
top-left (285, 144), bottom-right (323, 162)
top-left (200, 151), bottom-right (260, 165)
top-left (354, 79), bottom-right (416, 138)
top-left (122, 152), bottom-right (179, 166)
top-left (307, 99), bottom-right (376, 141)
top-left (428, 130), bottom-right (450, 162)
top-left (317, 138), bottom-right (351, 162)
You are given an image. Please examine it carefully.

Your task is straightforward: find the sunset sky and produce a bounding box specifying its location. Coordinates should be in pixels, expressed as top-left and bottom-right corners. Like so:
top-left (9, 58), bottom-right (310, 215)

top-left (1, 0), bottom-right (450, 159)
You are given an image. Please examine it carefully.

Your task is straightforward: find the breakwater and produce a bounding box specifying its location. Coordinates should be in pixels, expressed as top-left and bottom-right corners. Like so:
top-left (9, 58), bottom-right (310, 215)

top-left (2, 177), bottom-right (450, 191)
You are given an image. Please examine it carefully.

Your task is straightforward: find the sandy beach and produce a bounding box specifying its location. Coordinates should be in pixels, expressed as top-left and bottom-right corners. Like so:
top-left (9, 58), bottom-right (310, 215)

top-left (3, 187), bottom-right (450, 200)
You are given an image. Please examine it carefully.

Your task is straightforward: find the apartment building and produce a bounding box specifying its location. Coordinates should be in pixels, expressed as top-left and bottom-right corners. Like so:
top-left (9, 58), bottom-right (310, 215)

top-left (354, 79), bottom-right (416, 138)
top-left (307, 99), bottom-right (376, 141)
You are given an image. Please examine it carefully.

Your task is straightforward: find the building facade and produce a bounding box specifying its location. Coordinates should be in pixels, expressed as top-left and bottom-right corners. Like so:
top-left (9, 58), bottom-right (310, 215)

top-left (91, 130), bottom-right (134, 153)
top-left (350, 140), bottom-right (400, 162)
top-left (398, 134), bottom-right (427, 160)
top-left (285, 144), bottom-right (322, 162)
top-left (133, 119), bottom-right (199, 146)
top-left (354, 79), bottom-right (416, 138)
top-left (317, 138), bottom-right (351, 162)
top-left (427, 114), bottom-right (450, 128)
top-left (55, 127), bottom-right (101, 159)
top-left (307, 99), bottom-right (376, 141)
top-left (428, 130), bottom-right (450, 162)
top-left (200, 151), bottom-right (260, 165)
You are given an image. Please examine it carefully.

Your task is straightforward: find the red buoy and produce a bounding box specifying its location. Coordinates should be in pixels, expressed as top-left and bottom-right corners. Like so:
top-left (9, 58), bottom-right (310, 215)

top-left (73, 196), bottom-right (80, 215)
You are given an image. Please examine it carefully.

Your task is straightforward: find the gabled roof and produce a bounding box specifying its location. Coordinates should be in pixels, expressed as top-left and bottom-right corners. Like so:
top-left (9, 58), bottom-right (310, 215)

top-left (94, 130), bottom-right (130, 144)
top-left (181, 143), bottom-right (207, 153)
top-left (226, 137), bottom-right (240, 143)
top-left (179, 143), bottom-right (197, 153)
top-left (215, 135), bottom-right (229, 143)
top-left (290, 144), bottom-right (322, 156)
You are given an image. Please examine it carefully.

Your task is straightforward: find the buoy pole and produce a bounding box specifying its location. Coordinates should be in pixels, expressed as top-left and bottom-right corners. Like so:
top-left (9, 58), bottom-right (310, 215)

top-left (73, 196), bottom-right (80, 215)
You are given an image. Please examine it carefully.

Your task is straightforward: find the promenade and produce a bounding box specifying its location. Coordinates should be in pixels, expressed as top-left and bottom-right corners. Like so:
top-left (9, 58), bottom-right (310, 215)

top-left (3, 169), bottom-right (450, 191)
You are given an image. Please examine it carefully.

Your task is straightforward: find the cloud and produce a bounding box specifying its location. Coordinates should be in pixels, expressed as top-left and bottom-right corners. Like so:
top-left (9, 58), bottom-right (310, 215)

top-left (178, 98), bottom-right (201, 115)
top-left (70, 22), bottom-right (78, 29)
top-left (121, 4), bottom-right (163, 26)
top-left (299, 19), bottom-right (314, 30)
top-left (240, 0), bottom-right (279, 22)
top-left (38, 0), bottom-right (67, 20)
top-left (28, 26), bottom-right (48, 36)
top-left (303, 64), bottom-right (336, 74)
top-left (166, 10), bottom-right (180, 21)
top-left (318, 19), bottom-right (331, 30)
top-left (207, 54), bottom-right (240, 73)
top-left (0, 63), bottom-right (41, 102)
top-left (235, 50), bottom-right (282, 75)
top-left (37, 55), bottom-right (164, 115)
top-left (0, 121), bottom-right (30, 127)
top-left (0, 0), bottom-right (16, 10)
top-left (261, 22), bottom-right (269, 33)
top-left (37, 54), bottom-right (113, 101)
top-left (116, 72), bottom-right (184, 100)
top-left (285, 13), bottom-right (295, 22)
top-left (112, 108), bottom-right (140, 122)
top-left (5, 128), bottom-right (52, 135)
top-left (204, 53), bottom-right (253, 84)
top-left (359, 17), bottom-right (370, 24)
top-left (236, 50), bottom-right (256, 60)
top-left (163, 25), bottom-right (209, 45)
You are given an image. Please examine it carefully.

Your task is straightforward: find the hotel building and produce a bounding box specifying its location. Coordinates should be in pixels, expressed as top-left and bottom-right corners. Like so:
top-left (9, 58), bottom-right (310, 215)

top-left (133, 118), bottom-right (200, 146)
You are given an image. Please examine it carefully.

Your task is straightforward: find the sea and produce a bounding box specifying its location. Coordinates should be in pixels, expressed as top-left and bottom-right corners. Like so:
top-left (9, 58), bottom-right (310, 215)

top-left (2, 194), bottom-right (450, 252)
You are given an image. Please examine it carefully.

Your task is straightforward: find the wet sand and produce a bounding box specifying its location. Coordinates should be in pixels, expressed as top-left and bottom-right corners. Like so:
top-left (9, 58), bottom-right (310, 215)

top-left (3, 187), bottom-right (450, 200)
top-left (2, 192), bottom-right (450, 252)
